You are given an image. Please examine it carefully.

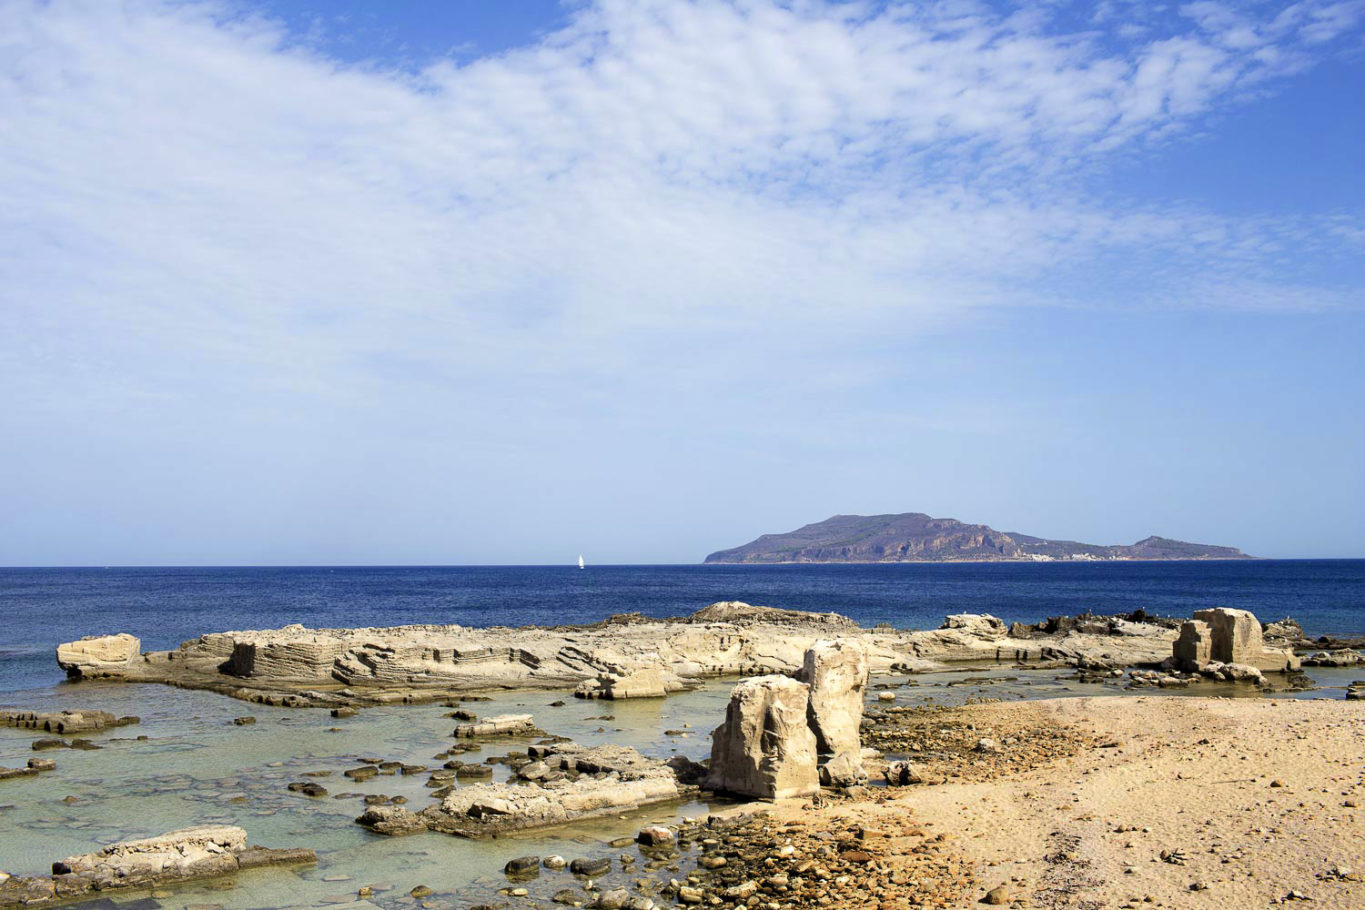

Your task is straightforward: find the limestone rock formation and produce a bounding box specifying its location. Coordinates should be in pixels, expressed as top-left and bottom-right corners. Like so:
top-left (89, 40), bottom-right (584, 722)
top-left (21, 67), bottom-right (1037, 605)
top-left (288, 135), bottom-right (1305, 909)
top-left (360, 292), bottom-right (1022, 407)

top-left (55, 634), bottom-right (140, 678)
top-left (940, 614), bottom-right (1008, 638)
top-left (687, 601), bottom-right (858, 631)
top-left (0, 826), bottom-right (314, 908)
top-left (453, 714), bottom-right (536, 738)
top-left (1301, 649), bottom-right (1364, 667)
top-left (356, 805), bottom-right (426, 836)
top-left (574, 667), bottom-right (675, 699)
top-left (55, 601), bottom-right (1301, 707)
top-left (418, 744), bottom-right (681, 836)
top-left (803, 640), bottom-right (868, 772)
top-left (1194, 608), bottom-right (1264, 664)
top-left (1173, 621), bottom-right (1212, 671)
top-left (1173, 608), bottom-right (1300, 673)
top-left (1, 708), bottom-right (138, 734)
top-left (705, 675), bottom-right (819, 800)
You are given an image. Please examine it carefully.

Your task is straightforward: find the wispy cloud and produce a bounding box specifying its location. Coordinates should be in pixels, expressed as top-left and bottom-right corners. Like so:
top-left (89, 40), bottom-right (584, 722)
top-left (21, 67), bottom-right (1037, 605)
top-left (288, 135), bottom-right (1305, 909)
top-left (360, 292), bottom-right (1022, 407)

top-left (0, 0), bottom-right (1362, 561)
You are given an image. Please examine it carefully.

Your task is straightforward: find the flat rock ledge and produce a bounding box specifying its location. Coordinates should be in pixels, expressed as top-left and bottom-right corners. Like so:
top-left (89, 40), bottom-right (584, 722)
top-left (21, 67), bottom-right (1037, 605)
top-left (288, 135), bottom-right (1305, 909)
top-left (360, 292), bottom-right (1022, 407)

top-left (358, 744), bottom-right (690, 838)
top-left (52, 601), bottom-right (1229, 706)
top-left (2, 708), bottom-right (139, 735)
top-left (0, 826), bottom-right (314, 908)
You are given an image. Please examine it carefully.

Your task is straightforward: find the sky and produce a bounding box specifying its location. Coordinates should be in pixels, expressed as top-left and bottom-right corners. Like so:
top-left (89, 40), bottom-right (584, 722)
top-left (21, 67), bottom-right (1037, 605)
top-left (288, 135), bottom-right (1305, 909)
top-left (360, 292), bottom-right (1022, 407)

top-left (1, 0), bottom-right (1363, 566)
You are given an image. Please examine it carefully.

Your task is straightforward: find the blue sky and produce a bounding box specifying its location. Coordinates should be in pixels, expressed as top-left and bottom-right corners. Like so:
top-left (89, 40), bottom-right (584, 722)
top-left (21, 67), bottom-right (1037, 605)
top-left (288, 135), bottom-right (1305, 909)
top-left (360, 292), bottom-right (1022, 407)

top-left (1, 0), bottom-right (1362, 565)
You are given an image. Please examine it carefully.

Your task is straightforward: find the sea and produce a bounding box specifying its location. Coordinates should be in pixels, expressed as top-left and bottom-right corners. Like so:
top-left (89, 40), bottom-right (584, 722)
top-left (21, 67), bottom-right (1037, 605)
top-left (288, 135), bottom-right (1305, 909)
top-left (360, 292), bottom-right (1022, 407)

top-left (3, 560), bottom-right (1363, 694)
top-left (2, 560), bottom-right (1363, 903)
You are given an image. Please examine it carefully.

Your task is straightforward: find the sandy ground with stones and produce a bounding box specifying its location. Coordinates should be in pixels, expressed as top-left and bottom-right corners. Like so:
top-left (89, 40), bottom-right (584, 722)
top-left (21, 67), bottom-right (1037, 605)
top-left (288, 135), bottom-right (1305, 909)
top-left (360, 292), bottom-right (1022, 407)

top-left (731, 696), bottom-right (1362, 910)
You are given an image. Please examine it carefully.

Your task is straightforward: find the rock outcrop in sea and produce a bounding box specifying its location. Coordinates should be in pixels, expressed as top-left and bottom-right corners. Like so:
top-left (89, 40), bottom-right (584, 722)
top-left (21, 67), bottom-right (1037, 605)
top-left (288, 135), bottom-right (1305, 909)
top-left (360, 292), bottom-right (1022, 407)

top-left (705, 640), bottom-right (870, 798)
top-left (52, 602), bottom-right (1220, 706)
top-left (705, 674), bottom-right (820, 800)
top-left (1171, 607), bottom-right (1299, 675)
top-left (0, 827), bottom-right (313, 908)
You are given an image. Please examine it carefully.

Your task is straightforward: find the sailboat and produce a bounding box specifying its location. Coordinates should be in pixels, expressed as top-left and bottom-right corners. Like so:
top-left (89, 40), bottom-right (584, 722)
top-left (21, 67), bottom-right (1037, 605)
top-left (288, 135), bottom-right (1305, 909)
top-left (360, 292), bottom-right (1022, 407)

top-left (577, 555), bottom-right (585, 570)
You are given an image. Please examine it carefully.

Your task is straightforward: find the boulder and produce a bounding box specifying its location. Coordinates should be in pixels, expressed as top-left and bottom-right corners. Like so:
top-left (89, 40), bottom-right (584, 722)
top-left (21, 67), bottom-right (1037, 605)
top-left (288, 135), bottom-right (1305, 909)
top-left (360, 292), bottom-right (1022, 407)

top-left (1193, 608), bottom-right (1263, 664)
top-left (356, 806), bottom-right (427, 836)
top-left (1199, 662), bottom-right (1264, 684)
top-left (884, 760), bottom-right (921, 786)
top-left (1173, 621), bottom-right (1212, 672)
top-left (817, 750), bottom-right (866, 787)
top-left (704, 675), bottom-right (818, 800)
top-left (802, 639), bottom-right (868, 761)
top-left (575, 668), bottom-right (671, 700)
top-left (55, 635), bottom-right (140, 678)
top-left (504, 855), bottom-right (540, 876)
top-left (636, 825), bottom-right (675, 847)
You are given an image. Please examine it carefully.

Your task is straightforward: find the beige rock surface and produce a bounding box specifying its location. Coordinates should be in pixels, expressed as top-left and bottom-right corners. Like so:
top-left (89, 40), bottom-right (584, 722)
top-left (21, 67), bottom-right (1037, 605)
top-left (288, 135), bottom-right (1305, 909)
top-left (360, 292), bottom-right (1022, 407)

top-left (55, 634), bottom-right (140, 678)
top-left (419, 743), bottom-right (682, 836)
top-left (1179, 608), bottom-right (1301, 672)
top-left (803, 639), bottom-right (869, 760)
top-left (1173, 619), bottom-right (1213, 671)
top-left (706, 674), bottom-right (819, 800)
top-left (1, 826), bottom-right (314, 908)
top-left (51, 602), bottom-right (1241, 705)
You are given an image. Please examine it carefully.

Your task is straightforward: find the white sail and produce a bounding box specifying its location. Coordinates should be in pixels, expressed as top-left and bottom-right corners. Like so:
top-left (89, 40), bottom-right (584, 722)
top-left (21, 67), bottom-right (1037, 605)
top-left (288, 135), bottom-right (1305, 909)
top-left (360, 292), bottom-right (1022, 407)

top-left (578, 555), bottom-right (585, 569)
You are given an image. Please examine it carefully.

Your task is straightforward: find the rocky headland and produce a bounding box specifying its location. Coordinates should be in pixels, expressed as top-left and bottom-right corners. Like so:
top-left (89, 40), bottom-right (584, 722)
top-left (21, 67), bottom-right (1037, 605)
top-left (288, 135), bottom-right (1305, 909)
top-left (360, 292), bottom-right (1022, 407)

top-left (705, 513), bottom-right (1251, 563)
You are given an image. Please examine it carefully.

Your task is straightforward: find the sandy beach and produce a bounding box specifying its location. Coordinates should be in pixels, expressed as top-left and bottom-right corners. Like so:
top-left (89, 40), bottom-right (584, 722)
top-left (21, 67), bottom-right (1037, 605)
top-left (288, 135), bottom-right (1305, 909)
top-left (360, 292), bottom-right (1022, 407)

top-left (740, 696), bottom-right (1364, 909)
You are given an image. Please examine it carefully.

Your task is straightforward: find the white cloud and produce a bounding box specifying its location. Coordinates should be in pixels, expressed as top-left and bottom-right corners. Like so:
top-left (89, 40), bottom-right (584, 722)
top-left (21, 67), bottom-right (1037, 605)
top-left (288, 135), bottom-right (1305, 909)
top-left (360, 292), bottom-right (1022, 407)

top-left (0, 0), bottom-right (1362, 561)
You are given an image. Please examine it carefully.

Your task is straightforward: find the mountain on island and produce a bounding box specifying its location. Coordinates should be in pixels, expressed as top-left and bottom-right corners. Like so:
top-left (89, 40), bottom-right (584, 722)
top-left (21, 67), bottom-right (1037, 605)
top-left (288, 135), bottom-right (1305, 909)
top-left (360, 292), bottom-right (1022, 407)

top-left (703, 513), bottom-right (1251, 564)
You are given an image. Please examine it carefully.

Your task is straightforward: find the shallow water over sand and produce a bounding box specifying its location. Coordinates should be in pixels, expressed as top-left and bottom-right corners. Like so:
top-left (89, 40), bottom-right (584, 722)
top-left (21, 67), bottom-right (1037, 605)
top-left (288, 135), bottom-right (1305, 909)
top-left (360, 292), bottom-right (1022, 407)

top-left (0, 667), bottom-right (1356, 909)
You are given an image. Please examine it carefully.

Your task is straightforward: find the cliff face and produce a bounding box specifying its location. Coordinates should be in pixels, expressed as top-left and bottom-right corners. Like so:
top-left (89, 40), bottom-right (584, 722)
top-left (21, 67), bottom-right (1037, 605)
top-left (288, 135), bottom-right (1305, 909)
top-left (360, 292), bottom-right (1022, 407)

top-left (704, 514), bottom-right (1250, 564)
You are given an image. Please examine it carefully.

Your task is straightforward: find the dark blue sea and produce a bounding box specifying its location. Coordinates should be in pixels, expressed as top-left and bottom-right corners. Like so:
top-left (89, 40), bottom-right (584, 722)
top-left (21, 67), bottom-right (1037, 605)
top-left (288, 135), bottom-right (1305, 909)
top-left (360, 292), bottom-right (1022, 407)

top-left (2, 561), bottom-right (1363, 693)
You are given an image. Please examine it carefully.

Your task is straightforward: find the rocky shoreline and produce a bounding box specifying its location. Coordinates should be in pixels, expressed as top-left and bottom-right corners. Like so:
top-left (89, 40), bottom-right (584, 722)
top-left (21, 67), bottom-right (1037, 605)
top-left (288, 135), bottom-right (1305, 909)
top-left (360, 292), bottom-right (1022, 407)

top-left (2, 602), bottom-right (1357, 909)
top-left (50, 602), bottom-right (1311, 709)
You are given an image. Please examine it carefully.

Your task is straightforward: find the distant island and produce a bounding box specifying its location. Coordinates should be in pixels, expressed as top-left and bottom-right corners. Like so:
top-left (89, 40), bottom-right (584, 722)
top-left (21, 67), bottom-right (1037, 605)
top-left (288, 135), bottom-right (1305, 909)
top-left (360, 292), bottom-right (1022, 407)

top-left (703, 512), bottom-right (1252, 564)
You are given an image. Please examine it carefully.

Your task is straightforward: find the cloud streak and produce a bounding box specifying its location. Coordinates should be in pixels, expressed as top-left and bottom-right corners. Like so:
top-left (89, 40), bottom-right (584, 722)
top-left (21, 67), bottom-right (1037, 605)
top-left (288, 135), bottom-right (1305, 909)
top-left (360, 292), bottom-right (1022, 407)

top-left (0, 0), bottom-right (1362, 561)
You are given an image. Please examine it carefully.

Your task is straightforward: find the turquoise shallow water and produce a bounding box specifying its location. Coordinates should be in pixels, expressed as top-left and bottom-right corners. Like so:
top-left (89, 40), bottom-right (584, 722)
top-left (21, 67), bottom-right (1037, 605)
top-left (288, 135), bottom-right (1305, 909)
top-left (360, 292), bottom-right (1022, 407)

top-left (0, 680), bottom-right (733, 908)
top-left (1, 663), bottom-right (1359, 909)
